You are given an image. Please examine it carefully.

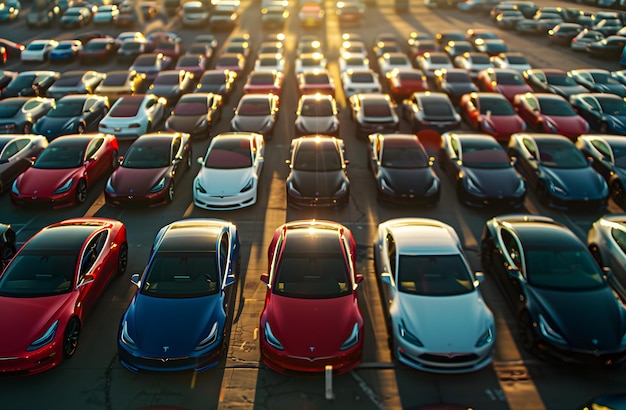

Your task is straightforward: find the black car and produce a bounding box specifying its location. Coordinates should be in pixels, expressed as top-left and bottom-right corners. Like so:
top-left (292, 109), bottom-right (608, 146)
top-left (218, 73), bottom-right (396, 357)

top-left (33, 94), bottom-right (110, 140)
top-left (587, 35), bottom-right (626, 59)
top-left (147, 70), bottom-right (195, 107)
top-left (402, 91), bottom-right (461, 132)
top-left (481, 214), bottom-right (626, 365)
top-left (523, 68), bottom-right (588, 99)
top-left (576, 135), bottom-right (626, 209)
top-left (0, 96), bottom-right (55, 134)
top-left (286, 135), bottom-right (350, 208)
top-left (195, 69), bottom-right (237, 102)
top-left (367, 133), bottom-right (440, 205)
top-left (439, 132), bottom-right (526, 208)
top-left (59, 6), bottom-right (91, 28)
top-left (569, 93), bottom-right (626, 134)
top-left (508, 132), bottom-right (608, 211)
top-left (348, 93), bottom-right (400, 138)
top-left (165, 93), bottom-right (223, 139)
top-left (433, 67), bottom-right (479, 105)
top-left (568, 69), bottom-right (626, 98)
top-left (0, 70), bottom-right (60, 99)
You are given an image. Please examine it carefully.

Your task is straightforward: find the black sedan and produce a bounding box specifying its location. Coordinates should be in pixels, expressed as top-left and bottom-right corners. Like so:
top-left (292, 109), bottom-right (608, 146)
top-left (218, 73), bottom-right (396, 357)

top-left (508, 132), bottom-right (608, 210)
top-left (0, 134), bottom-right (48, 193)
top-left (195, 69), bottom-right (238, 103)
top-left (481, 214), bottom-right (626, 365)
top-left (587, 35), bottom-right (626, 59)
top-left (286, 135), bottom-right (350, 208)
top-left (349, 93), bottom-right (400, 138)
top-left (576, 134), bottom-right (626, 209)
top-left (33, 94), bottom-right (110, 140)
top-left (367, 132), bottom-right (440, 205)
top-left (147, 70), bottom-right (196, 106)
top-left (0, 96), bottom-right (54, 134)
top-left (0, 70), bottom-right (60, 99)
top-left (523, 68), bottom-right (588, 99)
top-left (45, 70), bottom-right (106, 100)
top-left (432, 68), bottom-right (479, 106)
top-left (165, 93), bottom-right (223, 139)
top-left (568, 69), bottom-right (626, 98)
top-left (402, 91), bottom-right (461, 133)
top-left (570, 93), bottom-right (626, 134)
top-left (439, 131), bottom-right (526, 208)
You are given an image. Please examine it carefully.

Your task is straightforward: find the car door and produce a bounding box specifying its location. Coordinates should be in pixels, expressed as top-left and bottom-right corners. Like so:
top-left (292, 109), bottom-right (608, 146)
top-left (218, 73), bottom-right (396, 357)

top-left (84, 136), bottom-right (108, 183)
top-left (76, 230), bottom-right (110, 316)
top-left (515, 136), bottom-right (541, 187)
top-left (496, 228), bottom-right (527, 310)
top-left (587, 137), bottom-right (615, 180)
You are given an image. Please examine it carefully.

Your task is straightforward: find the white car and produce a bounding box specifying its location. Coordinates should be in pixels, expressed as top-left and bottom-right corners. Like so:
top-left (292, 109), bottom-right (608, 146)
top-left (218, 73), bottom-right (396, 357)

top-left (377, 52), bottom-right (413, 76)
top-left (339, 52), bottom-right (370, 73)
top-left (21, 39), bottom-right (59, 63)
top-left (453, 52), bottom-right (494, 79)
top-left (254, 53), bottom-right (285, 72)
top-left (194, 132), bottom-right (264, 210)
top-left (373, 217), bottom-right (495, 373)
top-left (98, 94), bottom-right (167, 139)
top-left (341, 68), bottom-right (382, 97)
top-left (294, 52), bottom-right (327, 74)
top-left (181, 1), bottom-right (209, 27)
top-left (416, 51), bottom-right (454, 78)
top-left (294, 93), bottom-right (340, 136)
top-left (489, 52), bottom-right (532, 73)
top-left (339, 40), bottom-right (367, 59)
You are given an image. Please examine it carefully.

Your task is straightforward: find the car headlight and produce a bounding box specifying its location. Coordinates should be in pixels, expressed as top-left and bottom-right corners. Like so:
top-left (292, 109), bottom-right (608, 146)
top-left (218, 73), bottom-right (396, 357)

top-left (335, 180), bottom-right (348, 196)
top-left (538, 313), bottom-right (566, 345)
top-left (26, 320), bottom-right (58, 351)
top-left (340, 322), bottom-right (359, 351)
top-left (195, 322), bottom-right (219, 351)
top-left (195, 178), bottom-right (207, 194)
top-left (399, 320), bottom-right (423, 347)
top-left (54, 178), bottom-right (73, 194)
top-left (544, 120), bottom-right (559, 132)
top-left (481, 119), bottom-right (494, 132)
top-left (380, 177), bottom-right (395, 194)
top-left (475, 327), bottom-right (494, 347)
top-left (465, 176), bottom-right (483, 194)
top-left (105, 177), bottom-right (114, 193)
top-left (264, 322), bottom-right (284, 350)
top-left (286, 180), bottom-right (301, 196)
top-left (240, 178), bottom-right (254, 193)
top-left (546, 179), bottom-right (566, 195)
top-left (425, 177), bottom-right (439, 195)
top-left (11, 180), bottom-right (19, 195)
top-left (120, 320), bottom-right (138, 350)
top-left (150, 177), bottom-right (166, 193)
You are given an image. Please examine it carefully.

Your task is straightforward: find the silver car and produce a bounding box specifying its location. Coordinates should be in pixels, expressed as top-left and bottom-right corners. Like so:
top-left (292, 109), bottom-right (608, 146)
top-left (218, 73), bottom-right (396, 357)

top-left (294, 94), bottom-right (339, 136)
top-left (588, 214), bottom-right (626, 301)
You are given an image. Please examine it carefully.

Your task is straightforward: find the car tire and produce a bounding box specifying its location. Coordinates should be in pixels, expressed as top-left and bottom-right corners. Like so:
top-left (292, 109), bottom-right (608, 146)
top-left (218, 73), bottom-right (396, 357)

top-left (518, 311), bottom-right (540, 357)
top-left (63, 318), bottom-right (81, 359)
top-left (117, 242), bottom-right (128, 276)
top-left (76, 179), bottom-right (88, 204)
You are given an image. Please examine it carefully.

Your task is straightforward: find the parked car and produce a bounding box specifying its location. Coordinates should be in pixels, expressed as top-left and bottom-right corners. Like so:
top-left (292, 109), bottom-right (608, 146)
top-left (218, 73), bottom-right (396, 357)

top-left (460, 92), bottom-right (526, 141)
top-left (45, 70), bottom-right (105, 99)
top-left (0, 70), bottom-right (59, 99)
top-left (432, 68), bottom-right (478, 106)
top-left (402, 91), bottom-right (461, 133)
top-left (348, 93), bottom-right (399, 138)
top-left (195, 69), bottom-right (238, 102)
top-left (568, 69), bottom-right (626, 98)
top-left (0, 96), bottom-right (54, 134)
top-left (33, 94), bottom-right (110, 140)
top-left (588, 215), bottom-right (626, 301)
top-left (523, 68), bottom-right (588, 99)
top-left (49, 40), bottom-right (83, 63)
top-left (98, 94), bottom-right (168, 140)
top-left (94, 69), bottom-right (147, 103)
top-left (21, 39), bottom-right (58, 63)
top-left (165, 92), bottom-right (223, 139)
top-left (0, 134), bottom-right (49, 193)
top-left (513, 92), bottom-right (589, 139)
top-left (230, 93), bottom-right (280, 138)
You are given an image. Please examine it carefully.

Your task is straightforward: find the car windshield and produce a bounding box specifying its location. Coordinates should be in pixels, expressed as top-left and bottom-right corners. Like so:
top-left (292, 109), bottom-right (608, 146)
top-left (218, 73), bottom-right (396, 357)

top-left (300, 100), bottom-right (333, 116)
top-left (363, 101), bottom-right (392, 117)
top-left (178, 56), bottom-right (200, 66)
top-left (204, 138), bottom-right (252, 169)
top-left (34, 145), bottom-right (85, 168)
top-left (351, 72), bottom-right (374, 83)
top-left (122, 144), bottom-right (170, 168)
top-left (423, 100), bottom-right (454, 116)
top-left (507, 55), bottom-right (527, 64)
top-left (479, 98), bottom-right (515, 115)
top-left (0, 251), bottom-right (78, 297)
top-left (200, 73), bottom-right (225, 85)
top-left (381, 143), bottom-right (429, 168)
top-left (48, 100), bottom-right (83, 117)
top-left (57, 43), bottom-right (73, 50)
top-left (430, 55), bottom-right (450, 64)
top-left (101, 73), bottom-right (128, 86)
top-left (110, 98), bottom-right (141, 117)
top-left (525, 245), bottom-right (604, 290)
top-left (445, 72), bottom-right (471, 82)
top-left (294, 143), bottom-right (342, 171)
top-left (0, 100), bottom-right (24, 117)
top-left (237, 99), bottom-right (270, 115)
top-left (140, 251), bottom-right (219, 298)
top-left (217, 57), bottom-right (240, 66)
top-left (598, 99), bottom-right (626, 115)
top-left (153, 74), bottom-right (179, 85)
top-left (396, 254), bottom-right (474, 296)
top-left (538, 98), bottom-right (576, 116)
top-left (173, 99), bottom-right (207, 115)
top-left (249, 73), bottom-right (274, 84)
top-left (461, 142), bottom-right (511, 169)
top-left (304, 74), bottom-right (330, 84)
top-left (545, 73), bottom-right (578, 86)
top-left (134, 56), bottom-right (157, 67)
top-left (496, 72), bottom-right (525, 85)
top-left (591, 72), bottom-right (621, 84)
top-left (121, 42), bottom-right (142, 51)
top-left (86, 41), bottom-right (107, 51)
top-left (399, 72), bottom-right (423, 82)
top-left (9, 74), bottom-right (36, 89)
top-left (27, 44), bottom-right (46, 51)
top-left (536, 140), bottom-right (588, 168)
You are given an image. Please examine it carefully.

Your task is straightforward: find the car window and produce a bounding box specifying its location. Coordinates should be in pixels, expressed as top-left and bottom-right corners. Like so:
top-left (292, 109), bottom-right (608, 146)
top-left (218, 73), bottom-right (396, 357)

top-left (0, 140), bottom-right (23, 160)
top-left (141, 251), bottom-right (219, 297)
top-left (23, 100), bottom-right (42, 111)
top-left (396, 254), bottom-right (474, 296)
top-left (450, 136), bottom-right (460, 157)
top-left (0, 251), bottom-right (78, 296)
top-left (500, 229), bottom-right (523, 273)
top-left (171, 136), bottom-right (181, 158)
top-left (385, 232), bottom-right (396, 279)
top-left (611, 227), bottom-right (626, 255)
top-left (590, 138), bottom-right (612, 159)
top-left (85, 138), bottom-right (104, 159)
top-left (79, 231), bottom-right (108, 280)
top-left (522, 137), bottom-right (537, 158)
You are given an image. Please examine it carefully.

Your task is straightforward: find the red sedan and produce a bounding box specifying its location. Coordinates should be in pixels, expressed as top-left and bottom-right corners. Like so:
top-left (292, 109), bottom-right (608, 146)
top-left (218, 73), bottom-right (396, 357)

top-left (460, 92), bottom-right (526, 142)
top-left (385, 67), bottom-right (429, 101)
top-left (0, 217), bottom-right (128, 375)
top-left (242, 70), bottom-right (283, 95)
top-left (296, 69), bottom-right (336, 96)
top-left (513, 92), bottom-right (590, 139)
top-left (259, 220), bottom-right (364, 374)
top-left (476, 68), bottom-right (533, 102)
top-left (11, 133), bottom-right (119, 208)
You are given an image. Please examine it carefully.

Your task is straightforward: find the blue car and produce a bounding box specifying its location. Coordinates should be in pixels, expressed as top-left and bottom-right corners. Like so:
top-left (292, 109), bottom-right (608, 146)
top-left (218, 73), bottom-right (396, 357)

top-left (118, 218), bottom-right (240, 372)
top-left (49, 40), bottom-right (83, 63)
top-left (33, 94), bottom-right (110, 140)
top-left (570, 93), bottom-right (626, 135)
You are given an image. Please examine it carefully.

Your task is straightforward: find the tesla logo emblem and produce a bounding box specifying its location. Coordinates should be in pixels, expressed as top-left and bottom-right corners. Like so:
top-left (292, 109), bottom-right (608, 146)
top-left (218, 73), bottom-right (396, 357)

top-left (447, 352), bottom-right (457, 358)
top-left (309, 346), bottom-right (315, 352)
top-left (34, 190), bottom-right (38, 194)
top-left (130, 189), bottom-right (134, 193)
top-left (163, 346), bottom-right (169, 352)
top-left (592, 339), bottom-right (599, 346)
top-left (160, 358), bottom-right (169, 363)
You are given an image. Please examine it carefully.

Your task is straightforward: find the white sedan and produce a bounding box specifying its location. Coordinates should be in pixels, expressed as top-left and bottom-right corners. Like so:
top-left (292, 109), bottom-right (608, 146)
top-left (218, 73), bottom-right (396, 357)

top-left (194, 132), bottom-right (264, 210)
top-left (341, 68), bottom-right (382, 97)
top-left (373, 217), bottom-right (495, 373)
top-left (98, 94), bottom-right (167, 140)
top-left (21, 39), bottom-right (59, 63)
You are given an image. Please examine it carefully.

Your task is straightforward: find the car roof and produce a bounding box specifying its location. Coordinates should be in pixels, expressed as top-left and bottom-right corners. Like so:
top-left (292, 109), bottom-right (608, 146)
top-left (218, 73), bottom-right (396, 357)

top-left (157, 219), bottom-right (225, 252)
top-left (384, 218), bottom-right (461, 256)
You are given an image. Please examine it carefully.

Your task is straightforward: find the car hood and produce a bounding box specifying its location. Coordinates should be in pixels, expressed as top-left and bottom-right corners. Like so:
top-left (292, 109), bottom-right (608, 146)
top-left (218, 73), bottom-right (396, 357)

top-left (0, 294), bottom-right (71, 353)
top-left (497, 84), bottom-right (532, 100)
top-left (264, 294), bottom-right (360, 356)
top-left (397, 291), bottom-right (492, 351)
top-left (550, 84), bottom-right (588, 98)
top-left (379, 167), bottom-right (435, 194)
top-left (125, 293), bottom-right (223, 356)
top-left (231, 114), bottom-right (272, 132)
top-left (109, 167), bottom-right (168, 195)
top-left (290, 169), bottom-right (346, 196)
top-left (528, 285), bottom-right (626, 350)
top-left (593, 84), bottom-right (626, 97)
top-left (17, 167), bottom-right (80, 195)
top-left (295, 115), bottom-right (336, 133)
top-left (167, 114), bottom-right (206, 132)
top-left (196, 167), bottom-right (255, 195)
top-left (482, 114), bottom-right (526, 134)
top-left (541, 166), bottom-right (606, 199)
top-left (463, 166), bottom-right (523, 196)
top-left (35, 116), bottom-right (79, 136)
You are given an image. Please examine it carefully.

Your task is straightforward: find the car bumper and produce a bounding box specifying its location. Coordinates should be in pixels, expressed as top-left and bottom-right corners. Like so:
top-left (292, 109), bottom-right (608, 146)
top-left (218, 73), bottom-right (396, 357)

top-left (11, 191), bottom-right (76, 209)
top-left (378, 187), bottom-right (440, 206)
top-left (0, 340), bottom-right (62, 376)
top-left (99, 124), bottom-right (145, 140)
top-left (287, 187), bottom-right (349, 209)
top-left (105, 190), bottom-right (169, 207)
top-left (459, 188), bottom-right (526, 208)
top-left (118, 343), bottom-right (223, 373)
top-left (546, 194), bottom-right (608, 212)
top-left (260, 342), bottom-right (362, 375)
top-left (194, 189), bottom-right (257, 210)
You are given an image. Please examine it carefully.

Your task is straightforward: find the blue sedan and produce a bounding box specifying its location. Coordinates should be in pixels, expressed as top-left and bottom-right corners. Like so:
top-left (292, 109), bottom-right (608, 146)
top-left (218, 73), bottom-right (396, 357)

top-left (49, 40), bottom-right (83, 63)
top-left (570, 93), bottom-right (626, 135)
top-left (33, 94), bottom-right (110, 140)
top-left (118, 218), bottom-right (240, 372)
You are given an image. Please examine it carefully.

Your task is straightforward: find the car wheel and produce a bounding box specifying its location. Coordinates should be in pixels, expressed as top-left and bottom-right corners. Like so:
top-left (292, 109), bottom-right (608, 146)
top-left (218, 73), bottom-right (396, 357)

top-left (77, 123), bottom-right (85, 134)
top-left (167, 180), bottom-right (175, 203)
top-left (111, 149), bottom-right (118, 170)
top-left (63, 318), bottom-right (81, 359)
top-left (76, 179), bottom-right (88, 204)
top-left (117, 242), bottom-right (128, 276)
top-left (23, 122), bottom-right (32, 134)
top-left (518, 311), bottom-right (540, 356)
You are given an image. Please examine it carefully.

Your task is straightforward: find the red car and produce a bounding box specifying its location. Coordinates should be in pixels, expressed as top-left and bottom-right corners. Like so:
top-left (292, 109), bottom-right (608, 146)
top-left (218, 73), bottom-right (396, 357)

top-left (0, 217), bottom-right (128, 375)
top-left (259, 220), bottom-right (364, 374)
top-left (475, 68), bottom-right (533, 102)
top-left (513, 92), bottom-right (590, 139)
top-left (296, 69), bottom-right (336, 96)
top-left (104, 132), bottom-right (192, 207)
top-left (11, 133), bottom-right (119, 208)
top-left (78, 37), bottom-right (118, 64)
top-left (214, 53), bottom-right (246, 75)
top-left (242, 70), bottom-right (283, 95)
top-left (385, 67), bottom-right (429, 101)
top-left (460, 92), bottom-right (526, 142)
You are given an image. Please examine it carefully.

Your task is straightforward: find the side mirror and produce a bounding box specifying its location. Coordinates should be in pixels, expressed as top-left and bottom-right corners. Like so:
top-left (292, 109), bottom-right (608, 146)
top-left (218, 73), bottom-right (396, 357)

top-left (118, 155), bottom-right (124, 164)
top-left (380, 271), bottom-right (393, 285)
top-left (474, 271), bottom-right (485, 287)
top-left (196, 157), bottom-right (204, 165)
top-left (507, 266), bottom-right (522, 279)
top-left (79, 274), bottom-right (95, 286)
top-left (260, 273), bottom-right (269, 285)
top-left (131, 273), bottom-right (140, 287)
top-left (355, 273), bottom-right (364, 285)
top-left (603, 267), bottom-right (612, 279)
